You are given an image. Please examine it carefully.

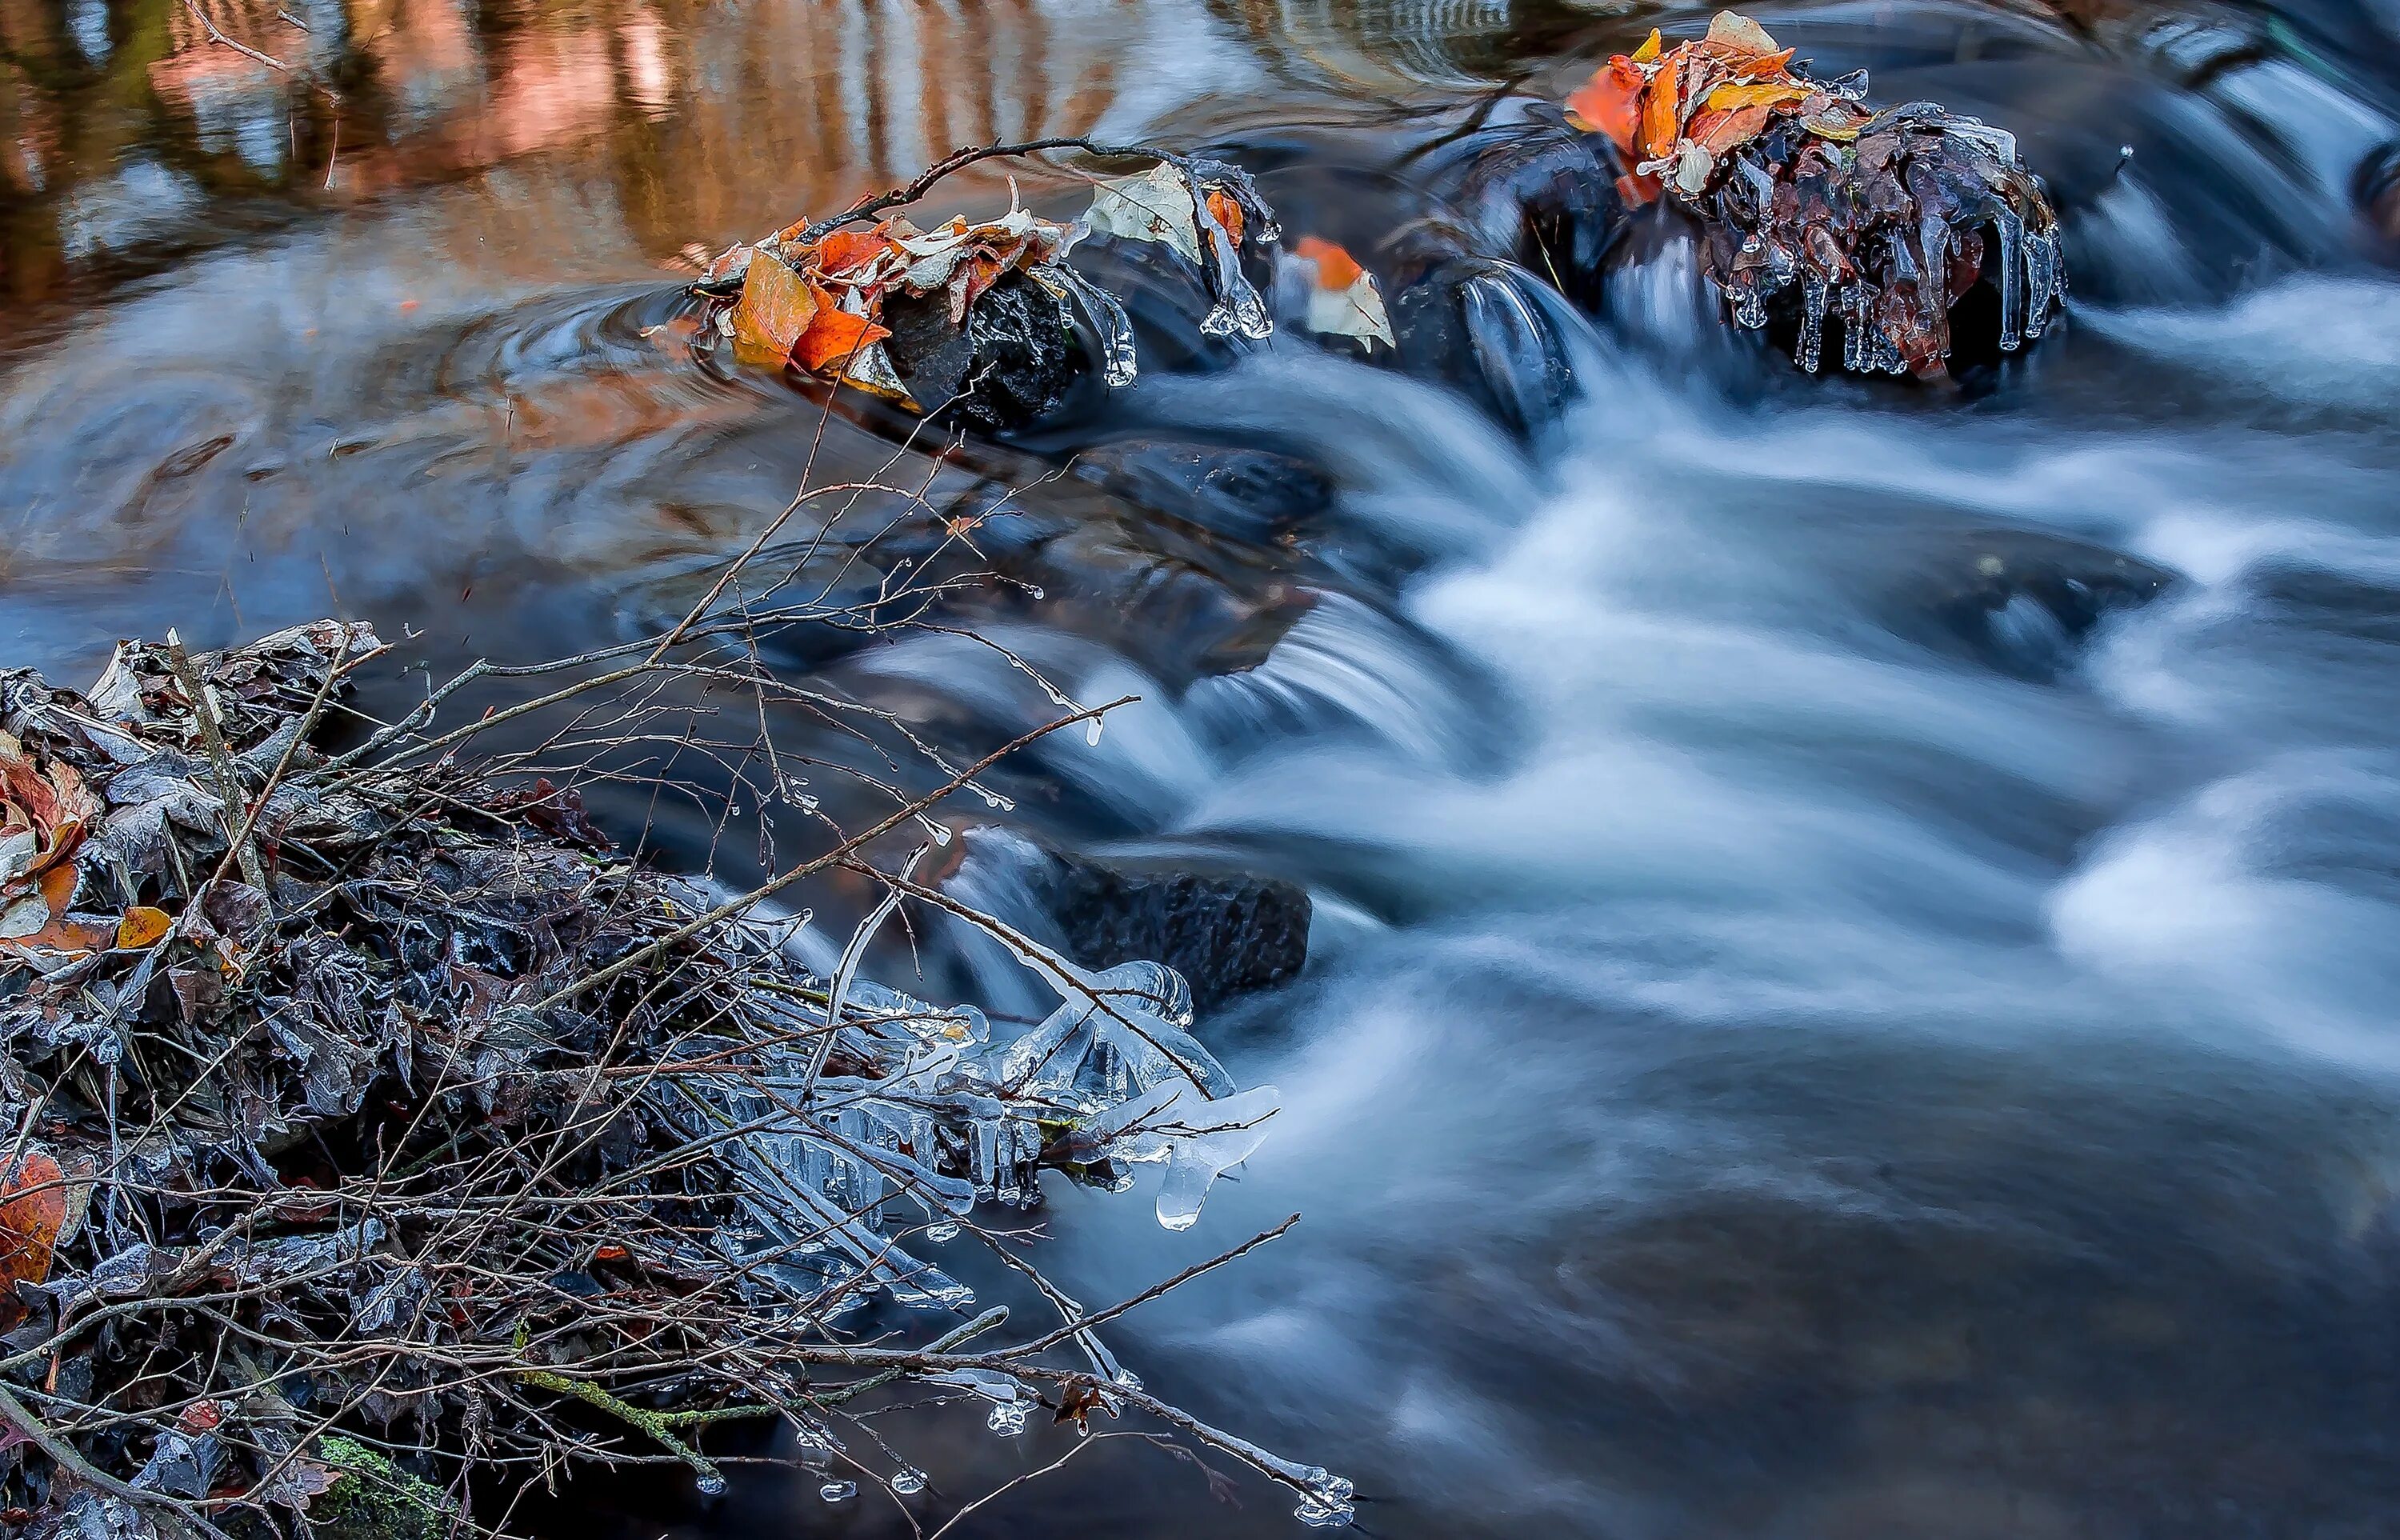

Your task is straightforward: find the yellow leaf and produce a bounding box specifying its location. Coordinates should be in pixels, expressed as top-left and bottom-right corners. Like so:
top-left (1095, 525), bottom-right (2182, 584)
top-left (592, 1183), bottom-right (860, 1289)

top-left (1630, 27), bottom-right (1662, 62)
top-left (1706, 79), bottom-right (1812, 112)
top-left (116, 906), bottom-right (172, 950)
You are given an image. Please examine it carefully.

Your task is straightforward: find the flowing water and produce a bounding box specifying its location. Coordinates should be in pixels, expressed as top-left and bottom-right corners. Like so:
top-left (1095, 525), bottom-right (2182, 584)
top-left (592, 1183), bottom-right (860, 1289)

top-left (12, 0), bottom-right (2400, 1534)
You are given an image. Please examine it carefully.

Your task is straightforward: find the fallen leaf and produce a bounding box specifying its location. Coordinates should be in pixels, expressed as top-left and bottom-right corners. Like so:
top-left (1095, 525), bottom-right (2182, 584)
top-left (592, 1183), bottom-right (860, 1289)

top-left (792, 289), bottom-right (894, 372)
top-left (1706, 78), bottom-right (1812, 112)
top-left (811, 226), bottom-right (891, 276)
top-left (1565, 56), bottom-right (1646, 155)
top-left (1630, 26), bottom-right (1662, 62)
top-left (1086, 162), bottom-right (1207, 270)
top-left (116, 905), bottom-right (173, 950)
top-left (1642, 54), bottom-right (1686, 161)
top-left (1292, 236), bottom-right (1362, 290)
top-left (1696, 102), bottom-right (1774, 156)
top-left (0, 1150), bottom-right (67, 1299)
top-left (1704, 10), bottom-right (1779, 58)
top-left (1204, 187), bottom-right (1246, 248)
top-left (1293, 238), bottom-right (1394, 349)
top-left (730, 249), bottom-right (821, 367)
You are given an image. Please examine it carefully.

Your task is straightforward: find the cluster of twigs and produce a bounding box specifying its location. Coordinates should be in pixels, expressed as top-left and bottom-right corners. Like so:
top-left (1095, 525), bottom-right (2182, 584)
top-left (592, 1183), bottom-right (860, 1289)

top-left (0, 181), bottom-right (1343, 1538)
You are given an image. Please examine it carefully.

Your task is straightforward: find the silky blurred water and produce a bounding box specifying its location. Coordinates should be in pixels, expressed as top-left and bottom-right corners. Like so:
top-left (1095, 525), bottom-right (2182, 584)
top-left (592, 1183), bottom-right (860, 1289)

top-left (11, 0), bottom-right (2400, 1534)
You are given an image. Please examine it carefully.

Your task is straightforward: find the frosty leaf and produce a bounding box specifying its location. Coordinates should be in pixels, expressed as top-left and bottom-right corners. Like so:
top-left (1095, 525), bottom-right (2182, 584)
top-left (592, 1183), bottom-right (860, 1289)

top-left (1292, 238), bottom-right (1394, 349)
top-left (1085, 162), bottom-right (1207, 270)
top-left (0, 1149), bottom-right (67, 1294)
top-left (116, 905), bottom-right (172, 950)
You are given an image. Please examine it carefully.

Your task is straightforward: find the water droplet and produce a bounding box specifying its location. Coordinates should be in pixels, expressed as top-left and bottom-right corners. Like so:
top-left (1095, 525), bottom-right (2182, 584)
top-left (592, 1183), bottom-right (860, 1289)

top-left (1294, 1500), bottom-right (1354, 1528)
top-left (986, 1403), bottom-right (1029, 1435)
top-left (694, 1474), bottom-right (726, 1498)
top-left (925, 1221), bottom-right (960, 1242)
top-left (819, 1480), bottom-right (857, 1503)
top-left (1085, 718), bottom-right (1103, 747)
top-left (890, 1469), bottom-right (926, 1496)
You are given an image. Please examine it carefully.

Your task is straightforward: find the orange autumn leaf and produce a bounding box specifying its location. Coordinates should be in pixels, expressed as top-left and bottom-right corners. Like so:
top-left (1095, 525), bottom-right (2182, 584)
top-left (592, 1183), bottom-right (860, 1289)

top-left (730, 250), bottom-right (820, 367)
top-left (1696, 102), bottom-right (1774, 155)
top-left (0, 1150), bottom-right (66, 1294)
top-left (1204, 187), bottom-right (1246, 247)
top-left (1642, 54), bottom-right (1686, 161)
top-left (1564, 56), bottom-right (1646, 155)
top-left (812, 226), bottom-right (890, 275)
top-left (792, 289), bottom-right (893, 373)
top-left (1293, 236), bottom-right (1363, 290)
top-left (116, 906), bottom-right (173, 950)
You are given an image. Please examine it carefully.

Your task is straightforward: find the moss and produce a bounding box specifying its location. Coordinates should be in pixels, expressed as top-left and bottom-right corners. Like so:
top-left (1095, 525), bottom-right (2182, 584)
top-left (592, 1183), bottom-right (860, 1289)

top-left (305, 1437), bottom-right (453, 1540)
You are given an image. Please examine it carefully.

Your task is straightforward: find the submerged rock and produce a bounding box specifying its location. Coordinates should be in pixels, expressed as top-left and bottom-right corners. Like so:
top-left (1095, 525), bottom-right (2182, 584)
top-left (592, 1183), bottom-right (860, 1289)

top-left (947, 826), bottom-right (1311, 1008)
top-left (1875, 527), bottom-right (2176, 678)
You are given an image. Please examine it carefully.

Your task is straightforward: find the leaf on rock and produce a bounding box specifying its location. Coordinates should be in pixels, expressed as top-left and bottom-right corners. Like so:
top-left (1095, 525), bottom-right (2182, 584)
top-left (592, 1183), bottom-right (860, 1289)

top-left (791, 288), bottom-right (894, 373)
top-left (1086, 162), bottom-right (1208, 270)
top-left (1555, 6), bottom-right (2065, 379)
top-left (1696, 102), bottom-right (1773, 155)
top-left (730, 249), bottom-right (820, 368)
top-left (1704, 10), bottom-right (1779, 57)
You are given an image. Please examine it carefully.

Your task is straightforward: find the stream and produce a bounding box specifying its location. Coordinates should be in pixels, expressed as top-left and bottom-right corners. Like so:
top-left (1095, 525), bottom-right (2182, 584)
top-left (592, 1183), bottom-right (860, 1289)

top-left (10, 0), bottom-right (2400, 1534)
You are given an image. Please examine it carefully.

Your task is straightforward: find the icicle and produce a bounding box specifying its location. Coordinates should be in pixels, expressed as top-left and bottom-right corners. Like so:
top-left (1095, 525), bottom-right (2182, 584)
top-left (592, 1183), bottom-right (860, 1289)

top-left (1044, 264), bottom-right (1139, 387)
top-left (1994, 206), bottom-right (2026, 351)
top-left (1798, 273), bottom-right (1828, 374)
top-left (2022, 226), bottom-right (2060, 342)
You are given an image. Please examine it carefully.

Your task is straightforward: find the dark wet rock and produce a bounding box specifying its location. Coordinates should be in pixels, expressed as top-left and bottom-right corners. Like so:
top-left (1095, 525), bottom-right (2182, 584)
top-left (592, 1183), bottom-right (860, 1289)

top-left (1391, 258), bottom-right (1585, 438)
top-left (947, 827), bottom-right (1310, 1008)
top-left (2356, 139), bottom-right (2400, 253)
top-left (1410, 109), bottom-right (1626, 311)
top-left (1069, 439), bottom-right (1334, 545)
top-left (881, 271), bottom-right (1081, 434)
top-left (1876, 528), bottom-right (2176, 678)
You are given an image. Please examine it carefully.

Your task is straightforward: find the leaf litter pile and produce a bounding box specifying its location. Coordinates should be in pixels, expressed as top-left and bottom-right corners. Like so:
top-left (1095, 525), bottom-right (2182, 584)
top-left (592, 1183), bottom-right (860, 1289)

top-left (1565, 11), bottom-right (2066, 377)
top-left (690, 143), bottom-right (1403, 424)
top-left (0, 615), bottom-right (1355, 1538)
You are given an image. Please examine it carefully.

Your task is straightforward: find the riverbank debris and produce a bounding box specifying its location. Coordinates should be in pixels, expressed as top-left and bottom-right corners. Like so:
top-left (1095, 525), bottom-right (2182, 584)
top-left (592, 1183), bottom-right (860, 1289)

top-left (0, 620), bottom-right (1348, 1535)
top-left (695, 145), bottom-right (1280, 425)
top-left (1563, 10), bottom-right (2066, 376)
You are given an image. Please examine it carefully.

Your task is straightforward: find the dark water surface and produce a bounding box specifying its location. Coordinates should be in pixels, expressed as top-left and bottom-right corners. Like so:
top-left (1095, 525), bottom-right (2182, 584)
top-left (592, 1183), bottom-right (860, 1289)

top-left (13, 0), bottom-right (2400, 1534)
